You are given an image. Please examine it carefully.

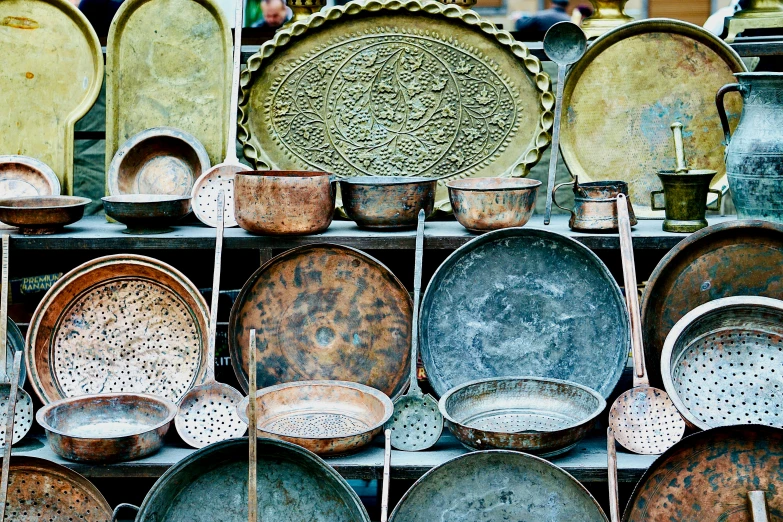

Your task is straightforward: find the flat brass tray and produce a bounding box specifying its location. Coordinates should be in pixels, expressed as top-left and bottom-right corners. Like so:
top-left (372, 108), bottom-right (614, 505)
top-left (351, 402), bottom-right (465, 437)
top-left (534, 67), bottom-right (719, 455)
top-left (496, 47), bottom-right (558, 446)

top-left (560, 19), bottom-right (746, 218)
top-left (238, 0), bottom-right (553, 210)
top-left (0, 0), bottom-right (103, 195)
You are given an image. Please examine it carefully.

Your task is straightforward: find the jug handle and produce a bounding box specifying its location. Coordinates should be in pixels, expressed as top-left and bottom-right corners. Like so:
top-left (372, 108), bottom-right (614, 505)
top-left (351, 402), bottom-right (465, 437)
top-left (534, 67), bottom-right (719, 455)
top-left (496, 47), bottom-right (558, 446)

top-left (707, 189), bottom-right (723, 212)
top-left (716, 83), bottom-right (744, 146)
top-left (552, 181), bottom-right (576, 217)
top-left (112, 503), bottom-right (139, 522)
top-left (650, 190), bottom-right (666, 211)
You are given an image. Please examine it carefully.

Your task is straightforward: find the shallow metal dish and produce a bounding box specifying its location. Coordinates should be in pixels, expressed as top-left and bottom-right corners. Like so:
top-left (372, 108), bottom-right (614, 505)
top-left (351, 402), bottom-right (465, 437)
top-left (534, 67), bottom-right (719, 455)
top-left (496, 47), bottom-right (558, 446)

top-left (237, 380), bottom-right (393, 456)
top-left (339, 177), bottom-right (436, 230)
top-left (0, 155), bottom-right (61, 197)
top-left (102, 194), bottom-right (191, 234)
top-left (446, 178), bottom-right (541, 232)
top-left (36, 392), bottom-right (177, 463)
top-left (440, 377), bottom-right (605, 457)
top-left (0, 196), bottom-right (89, 234)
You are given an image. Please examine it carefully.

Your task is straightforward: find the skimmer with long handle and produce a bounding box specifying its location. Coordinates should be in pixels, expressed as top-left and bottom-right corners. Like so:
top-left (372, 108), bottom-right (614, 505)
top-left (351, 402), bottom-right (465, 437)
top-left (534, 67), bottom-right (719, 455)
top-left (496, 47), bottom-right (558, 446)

top-left (0, 236), bottom-right (31, 448)
top-left (386, 210), bottom-right (443, 451)
top-left (381, 429), bottom-right (391, 522)
top-left (190, 0), bottom-right (251, 227)
top-left (608, 194), bottom-right (684, 454)
top-left (248, 329), bottom-right (257, 522)
top-left (176, 192), bottom-right (246, 448)
top-left (543, 22), bottom-right (587, 226)
top-left (607, 427), bottom-right (620, 522)
top-left (0, 351), bottom-right (22, 522)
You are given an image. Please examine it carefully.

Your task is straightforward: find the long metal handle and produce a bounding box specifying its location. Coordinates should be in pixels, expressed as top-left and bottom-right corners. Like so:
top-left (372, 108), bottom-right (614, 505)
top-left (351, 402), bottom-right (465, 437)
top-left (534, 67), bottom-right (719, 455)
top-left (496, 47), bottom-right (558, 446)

top-left (544, 64), bottom-right (567, 225)
top-left (617, 194), bottom-right (647, 386)
top-left (112, 504), bottom-right (140, 522)
top-left (748, 491), bottom-right (770, 522)
top-left (671, 122), bottom-right (688, 173)
top-left (716, 83), bottom-right (742, 146)
top-left (0, 235), bottom-right (9, 381)
top-left (206, 191), bottom-right (225, 382)
top-left (248, 329), bottom-right (257, 522)
top-left (408, 210), bottom-right (425, 395)
top-left (226, 0), bottom-right (244, 164)
top-left (380, 429), bottom-right (391, 522)
top-left (607, 428), bottom-right (620, 522)
top-left (0, 352), bottom-right (22, 522)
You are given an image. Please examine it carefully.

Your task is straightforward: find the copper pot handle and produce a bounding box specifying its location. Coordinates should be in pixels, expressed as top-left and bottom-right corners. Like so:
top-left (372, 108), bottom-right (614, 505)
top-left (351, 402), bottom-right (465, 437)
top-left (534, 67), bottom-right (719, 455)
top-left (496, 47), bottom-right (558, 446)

top-left (552, 181), bottom-right (576, 216)
top-left (707, 189), bottom-right (723, 212)
top-left (716, 83), bottom-right (744, 146)
top-left (112, 503), bottom-right (139, 522)
top-left (650, 190), bottom-right (665, 211)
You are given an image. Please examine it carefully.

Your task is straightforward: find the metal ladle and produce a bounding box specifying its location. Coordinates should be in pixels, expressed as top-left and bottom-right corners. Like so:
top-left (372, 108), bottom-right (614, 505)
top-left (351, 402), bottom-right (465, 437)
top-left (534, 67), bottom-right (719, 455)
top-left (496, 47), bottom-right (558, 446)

top-left (386, 210), bottom-right (443, 451)
top-left (543, 22), bottom-right (587, 226)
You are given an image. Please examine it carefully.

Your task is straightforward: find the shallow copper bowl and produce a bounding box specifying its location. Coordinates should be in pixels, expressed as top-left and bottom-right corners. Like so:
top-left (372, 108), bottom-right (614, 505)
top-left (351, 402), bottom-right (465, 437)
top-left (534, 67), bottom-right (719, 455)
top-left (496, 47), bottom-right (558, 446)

top-left (339, 177), bottom-right (436, 230)
top-left (36, 393), bottom-right (177, 463)
top-left (447, 178), bottom-right (541, 232)
top-left (237, 380), bottom-right (393, 456)
top-left (102, 194), bottom-right (191, 234)
top-left (0, 196), bottom-right (89, 234)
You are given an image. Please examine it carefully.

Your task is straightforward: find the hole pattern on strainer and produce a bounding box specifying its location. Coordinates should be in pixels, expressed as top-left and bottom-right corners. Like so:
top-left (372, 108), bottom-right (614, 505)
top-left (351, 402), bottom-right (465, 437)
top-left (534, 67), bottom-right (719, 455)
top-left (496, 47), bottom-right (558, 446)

top-left (263, 413), bottom-right (369, 438)
top-left (193, 175), bottom-right (235, 224)
top-left (609, 388), bottom-right (683, 454)
top-left (53, 280), bottom-right (202, 402)
top-left (179, 393), bottom-right (246, 446)
top-left (0, 391), bottom-right (32, 447)
top-left (672, 329), bottom-right (783, 428)
top-left (466, 410), bottom-right (574, 432)
top-left (389, 399), bottom-right (441, 449)
top-left (5, 471), bottom-right (110, 521)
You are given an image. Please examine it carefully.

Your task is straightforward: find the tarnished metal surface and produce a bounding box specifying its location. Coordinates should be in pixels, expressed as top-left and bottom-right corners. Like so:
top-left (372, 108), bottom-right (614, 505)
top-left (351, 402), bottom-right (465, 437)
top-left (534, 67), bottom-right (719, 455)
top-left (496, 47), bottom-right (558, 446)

top-left (641, 220), bottom-right (783, 388)
top-left (238, 0), bottom-right (554, 211)
top-left (106, 0), bottom-right (231, 171)
top-left (131, 437), bottom-right (370, 521)
top-left (652, 171), bottom-right (721, 232)
top-left (446, 178), bottom-right (540, 232)
top-left (229, 244), bottom-right (412, 398)
top-left (102, 195), bottom-right (192, 235)
top-left (234, 171), bottom-right (335, 235)
top-left (661, 296), bottom-right (783, 431)
top-left (36, 393), bottom-right (177, 463)
top-left (0, 0), bottom-right (103, 195)
top-left (0, 352), bottom-right (23, 520)
top-left (3, 319), bottom-right (25, 388)
top-left (553, 177), bottom-right (636, 232)
top-left (0, 456), bottom-right (112, 521)
top-left (624, 425), bottom-right (783, 521)
top-left (26, 254), bottom-right (210, 404)
top-left (718, 73), bottom-right (783, 223)
top-left (439, 377), bottom-right (605, 457)
top-left (339, 177), bottom-right (436, 230)
top-left (389, 450), bottom-right (608, 521)
top-left (236, 380), bottom-right (393, 456)
top-left (107, 127), bottom-right (210, 197)
top-left (0, 155), bottom-right (60, 197)
top-left (560, 19), bottom-right (746, 218)
top-left (0, 196), bottom-right (89, 234)
top-left (420, 228), bottom-right (629, 399)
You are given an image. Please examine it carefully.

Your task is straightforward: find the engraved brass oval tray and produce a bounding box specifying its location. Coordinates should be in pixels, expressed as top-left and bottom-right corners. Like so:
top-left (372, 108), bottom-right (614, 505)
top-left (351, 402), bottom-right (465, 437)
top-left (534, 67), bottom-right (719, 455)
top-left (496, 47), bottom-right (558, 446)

top-left (26, 254), bottom-right (210, 405)
top-left (238, 0), bottom-right (554, 209)
top-left (560, 19), bottom-right (746, 218)
top-left (229, 244), bottom-right (412, 399)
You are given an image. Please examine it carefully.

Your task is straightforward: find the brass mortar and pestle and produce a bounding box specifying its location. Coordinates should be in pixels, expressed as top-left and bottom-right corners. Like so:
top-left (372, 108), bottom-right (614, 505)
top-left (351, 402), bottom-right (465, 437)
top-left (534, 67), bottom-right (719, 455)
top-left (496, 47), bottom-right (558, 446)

top-left (651, 122), bottom-right (722, 233)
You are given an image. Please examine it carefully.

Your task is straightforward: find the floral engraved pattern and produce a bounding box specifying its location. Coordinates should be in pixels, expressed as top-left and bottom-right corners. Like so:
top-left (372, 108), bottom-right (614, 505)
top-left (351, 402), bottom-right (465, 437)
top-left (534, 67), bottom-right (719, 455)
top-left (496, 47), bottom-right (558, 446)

top-left (267, 33), bottom-right (519, 177)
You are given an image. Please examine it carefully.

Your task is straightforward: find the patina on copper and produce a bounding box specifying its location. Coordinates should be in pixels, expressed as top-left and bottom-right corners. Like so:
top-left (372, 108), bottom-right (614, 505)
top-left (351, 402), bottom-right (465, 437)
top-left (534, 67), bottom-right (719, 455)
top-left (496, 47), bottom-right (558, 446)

top-left (237, 380), bottom-right (393, 456)
top-left (0, 155), bottom-right (61, 197)
top-left (36, 392), bottom-right (177, 463)
top-left (641, 220), bottom-right (783, 388)
top-left (234, 171), bottom-right (335, 235)
top-left (439, 377), bottom-right (605, 457)
top-left (102, 194), bottom-right (192, 234)
top-left (339, 177), bottom-right (436, 230)
top-left (26, 254), bottom-right (210, 405)
top-left (553, 176), bottom-right (637, 232)
top-left (0, 196), bottom-right (89, 234)
top-left (229, 244), bottom-right (412, 398)
top-left (624, 425), bottom-right (783, 521)
top-left (446, 178), bottom-right (540, 233)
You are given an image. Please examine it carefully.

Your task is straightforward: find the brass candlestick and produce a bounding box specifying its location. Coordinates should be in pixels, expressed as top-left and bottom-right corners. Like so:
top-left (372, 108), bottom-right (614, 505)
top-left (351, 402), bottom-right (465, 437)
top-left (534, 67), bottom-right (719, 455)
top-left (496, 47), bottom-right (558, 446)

top-left (437, 0), bottom-right (478, 7)
top-left (288, 0), bottom-right (327, 23)
top-left (724, 0), bottom-right (783, 42)
top-left (580, 0), bottom-right (634, 39)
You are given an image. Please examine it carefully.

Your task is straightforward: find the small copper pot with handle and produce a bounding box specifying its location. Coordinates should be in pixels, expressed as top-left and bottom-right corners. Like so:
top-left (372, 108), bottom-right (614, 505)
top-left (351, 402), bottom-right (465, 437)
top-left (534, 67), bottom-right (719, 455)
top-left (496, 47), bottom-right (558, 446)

top-left (553, 176), bottom-right (636, 231)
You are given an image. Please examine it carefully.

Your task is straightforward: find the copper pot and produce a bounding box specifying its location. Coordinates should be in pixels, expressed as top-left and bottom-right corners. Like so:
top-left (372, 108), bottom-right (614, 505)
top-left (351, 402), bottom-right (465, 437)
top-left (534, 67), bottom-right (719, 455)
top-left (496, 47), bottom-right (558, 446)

top-left (234, 171), bottom-right (335, 235)
top-left (446, 178), bottom-right (540, 233)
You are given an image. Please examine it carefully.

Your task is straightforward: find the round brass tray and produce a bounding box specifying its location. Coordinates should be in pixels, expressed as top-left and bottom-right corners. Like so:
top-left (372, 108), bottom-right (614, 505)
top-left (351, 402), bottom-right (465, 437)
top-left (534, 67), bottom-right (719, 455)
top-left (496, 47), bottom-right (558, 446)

top-left (238, 0), bottom-right (554, 209)
top-left (560, 19), bottom-right (746, 218)
top-left (26, 254), bottom-right (210, 405)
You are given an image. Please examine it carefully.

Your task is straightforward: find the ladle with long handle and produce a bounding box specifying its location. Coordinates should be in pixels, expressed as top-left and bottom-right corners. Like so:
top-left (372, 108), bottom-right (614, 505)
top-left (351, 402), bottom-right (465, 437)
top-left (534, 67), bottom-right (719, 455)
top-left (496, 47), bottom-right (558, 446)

top-left (0, 351), bottom-right (22, 522)
top-left (380, 429), bottom-right (391, 522)
top-left (248, 328), bottom-right (257, 522)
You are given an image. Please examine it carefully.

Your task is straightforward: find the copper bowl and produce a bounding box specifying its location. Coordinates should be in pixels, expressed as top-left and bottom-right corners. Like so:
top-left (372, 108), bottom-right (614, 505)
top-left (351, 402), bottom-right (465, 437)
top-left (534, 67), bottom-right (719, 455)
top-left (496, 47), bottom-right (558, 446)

top-left (102, 194), bottom-right (191, 234)
top-left (234, 171), bottom-right (335, 235)
top-left (36, 393), bottom-right (177, 463)
top-left (339, 177), bottom-right (436, 230)
top-left (0, 196), bottom-right (90, 234)
top-left (447, 178), bottom-right (541, 232)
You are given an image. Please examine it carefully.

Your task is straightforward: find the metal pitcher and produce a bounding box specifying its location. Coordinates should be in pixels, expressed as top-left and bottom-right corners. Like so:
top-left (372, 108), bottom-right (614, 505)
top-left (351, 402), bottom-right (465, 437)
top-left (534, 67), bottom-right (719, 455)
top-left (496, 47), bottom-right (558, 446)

top-left (717, 72), bottom-right (783, 223)
top-left (553, 176), bottom-right (637, 231)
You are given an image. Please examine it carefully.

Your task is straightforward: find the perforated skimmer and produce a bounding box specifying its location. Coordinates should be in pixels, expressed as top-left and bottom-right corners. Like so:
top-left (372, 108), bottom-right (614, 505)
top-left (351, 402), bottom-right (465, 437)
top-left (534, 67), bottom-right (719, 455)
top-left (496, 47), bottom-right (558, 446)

top-left (608, 194), bottom-right (684, 455)
top-left (386, 211), bottom-right (443, 451)
top-left (176, 192), bottom-right (245, 448)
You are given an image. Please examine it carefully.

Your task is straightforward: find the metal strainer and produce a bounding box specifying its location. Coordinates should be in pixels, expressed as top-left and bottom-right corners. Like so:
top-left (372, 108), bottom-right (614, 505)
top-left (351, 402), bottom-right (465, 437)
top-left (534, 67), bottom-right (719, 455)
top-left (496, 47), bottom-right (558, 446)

top-left (176, 192), bottom-right (245, 448)
top-left (608, 194), bottom-right (685, 455)
top-left (386, 211), bottom-right (443, 451)
top-left (661, 295), bottom-right (783, 431)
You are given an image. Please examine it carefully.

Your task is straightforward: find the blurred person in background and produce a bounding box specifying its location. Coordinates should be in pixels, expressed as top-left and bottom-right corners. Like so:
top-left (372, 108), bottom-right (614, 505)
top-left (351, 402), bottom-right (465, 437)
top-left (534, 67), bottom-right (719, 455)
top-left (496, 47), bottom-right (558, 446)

top-left (514, 0), bottom-right (570, 41)
top-left (572, 4), bottom-right (593, 26)
top-left (251, 0), bottom-right (292, 29)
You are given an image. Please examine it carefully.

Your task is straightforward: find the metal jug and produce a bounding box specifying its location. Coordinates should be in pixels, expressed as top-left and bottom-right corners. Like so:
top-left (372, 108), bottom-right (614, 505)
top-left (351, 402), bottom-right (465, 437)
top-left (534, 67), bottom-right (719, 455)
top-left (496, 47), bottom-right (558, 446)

top-left (717, 72), bottom-right (783, 223)
top-left (553, 176), bottom-right (636, 231)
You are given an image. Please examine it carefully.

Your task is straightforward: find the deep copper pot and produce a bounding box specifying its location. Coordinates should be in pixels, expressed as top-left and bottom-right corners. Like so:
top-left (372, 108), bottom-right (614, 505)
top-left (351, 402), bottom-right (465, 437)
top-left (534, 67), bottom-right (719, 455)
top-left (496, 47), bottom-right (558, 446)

top-left (553, 177), bottom-right (637, 232)
top-left (234, 171), bottom-right (335, 235)
top-left (339, 177), bottom-right (436, 230)
top-left (446, 178), bottom-right (540, 232)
